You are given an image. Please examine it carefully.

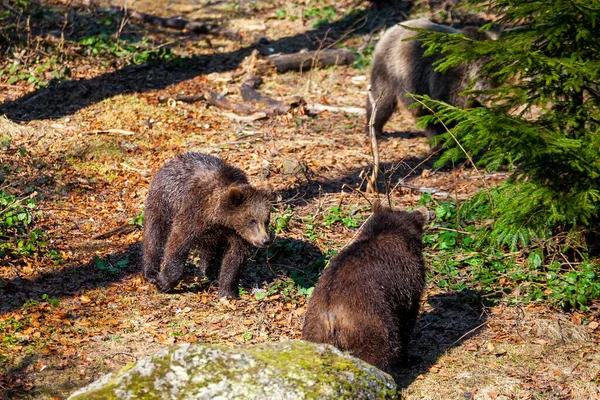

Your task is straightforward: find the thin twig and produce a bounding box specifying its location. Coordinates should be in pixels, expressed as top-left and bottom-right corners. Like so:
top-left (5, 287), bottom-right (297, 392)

top-left (341, 183), bottom-right (373, 207)
top-left (366, 85), bottom-right (381, 196)
top-left (2, 0), bottom-right (21, 15)
top-left (449, 320), bottom-right (490, 347)
top-left (107, 352), bottom-right (136, 358)
top-left (431, 226), bottom-right (473, 235)
top-left (0, 192), bottom-right (36, 217)
top-left (306, 103), bottom-right (365, 114)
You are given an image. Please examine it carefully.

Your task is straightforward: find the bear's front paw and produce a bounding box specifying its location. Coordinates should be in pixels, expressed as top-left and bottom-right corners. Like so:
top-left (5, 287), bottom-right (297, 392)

top-left (218, 288), bottom-right (239, 299)
top-left (157, 277), bottom-right (174, 292)
top-left (143, 271), bottom-right (158, 284)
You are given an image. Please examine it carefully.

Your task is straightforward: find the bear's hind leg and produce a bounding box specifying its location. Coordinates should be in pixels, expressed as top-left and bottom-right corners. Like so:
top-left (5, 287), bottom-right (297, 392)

top-left (142, 207), bottom-right (169, 284)
top-left (158, 221), bottom-right (197, 292)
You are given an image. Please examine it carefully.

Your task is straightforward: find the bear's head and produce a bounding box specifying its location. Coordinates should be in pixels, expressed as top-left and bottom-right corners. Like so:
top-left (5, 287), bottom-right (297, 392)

top-left (362, 202), bottom-right (426, 253)
top-left (221, 184), bottom-right (273, 248)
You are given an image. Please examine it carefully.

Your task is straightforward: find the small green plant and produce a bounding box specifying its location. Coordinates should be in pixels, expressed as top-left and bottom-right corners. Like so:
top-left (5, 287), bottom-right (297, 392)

top-left (275, 8), bottom-right (286, 19)
top-left (243, 331), bottom-right (253, 341)
top-left (78, 35), bottom-right (174, 65)
top-left (131, 211), bottom-right (144, 228)
top-left (21, 299), bottom-right (40, 308)
top-left (302, 214), bottom-right (319, 241)
top-left (303, 6), bottom-right (337, 27)
top-left (351, 41), bottom-right (376, 70)
top-left (93, 256), bottom-right (128, 276)
top-left (0, 190), bottom-right (51, 261)
top-left (323, 206), bottom-right (362, 228)
top-left (272, 207), bottom-right (293, 234)
top-left (42, 294), bottom-right (60, 307)
top-left (1, 56), bottom-right (71, 88)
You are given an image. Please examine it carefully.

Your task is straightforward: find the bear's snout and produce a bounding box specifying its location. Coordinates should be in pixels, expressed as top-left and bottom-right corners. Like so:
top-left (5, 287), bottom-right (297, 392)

top-left (253, 233), bottom-right (273, 248)
top-left (262, 235), bottom-right (273, 247)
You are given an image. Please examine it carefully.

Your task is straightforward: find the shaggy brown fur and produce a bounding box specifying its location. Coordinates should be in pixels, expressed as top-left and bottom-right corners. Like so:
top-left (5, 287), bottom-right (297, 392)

top-left (142, 152), bottom-right (272, 298)
top-left (302, 205), bottom-right (426, 372)
top-left (366, 18), bottom-right (492, 138)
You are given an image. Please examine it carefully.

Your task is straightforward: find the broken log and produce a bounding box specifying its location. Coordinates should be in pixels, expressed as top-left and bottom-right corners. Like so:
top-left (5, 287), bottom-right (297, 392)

top-left (240, 76), bottom-right (290, 115)
top-left (157, 94), bottom-right (206, 103)
top-left (266, 49), bottom-right (357, 73)
top-left (203, 90), bottom-right (257, 115)
top-left (158, 91), bottom-right (256, 115)
top-left (158, 78), bottom-right (305, 118)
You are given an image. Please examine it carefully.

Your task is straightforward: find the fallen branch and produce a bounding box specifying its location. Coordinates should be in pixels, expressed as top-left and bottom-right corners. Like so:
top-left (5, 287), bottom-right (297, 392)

top-left (395, 180), bottom-right (469, 199)
top-left (157, 94), bottom-right (206, 103)
top-left (80, 129), bottom-right (135, 135)
top-left (266, 49), bottom-right (357, 73)
top-left (203, 90), bottom-right (257, 115)
top-left (158, 81), bottom-right (305, 118)
top-left (92, 223), bottom-right (139, 240)
top-left (240, 76), bottom-right (307, 116)
top-left (157, 92), bottom-right (259, 115)
top-left (124, 9), bottom-right (240, 40)
top-left (240, 76), bottom-right (290, 115)
top-left (222, 112), bottom-right (267, 122)
top-left (307, 103), bottom-right (366, 115)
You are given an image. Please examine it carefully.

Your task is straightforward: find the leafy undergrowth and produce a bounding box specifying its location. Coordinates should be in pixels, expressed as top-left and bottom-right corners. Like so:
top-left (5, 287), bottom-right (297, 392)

top-left (420, 193), bottom-right (600, 312)
top-left (0, 0), bottom-right (598, 399)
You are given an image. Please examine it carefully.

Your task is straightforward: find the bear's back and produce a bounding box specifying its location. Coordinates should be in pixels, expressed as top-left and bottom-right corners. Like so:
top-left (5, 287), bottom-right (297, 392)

top-left (313, 209), bottom-right (425, 311)
top-left (372, 19), bottom-right (462, 98)
top-left (147, 152), bottom-right (248, 214)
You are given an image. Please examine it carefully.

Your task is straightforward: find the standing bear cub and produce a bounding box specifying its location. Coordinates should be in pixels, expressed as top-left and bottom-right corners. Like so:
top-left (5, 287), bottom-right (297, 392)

top-left (302, 204), bottom-right (426, 372)
top-left (367, 18), bottom-right (493, 138)
top-left (142, 152), bottom-right (273, 298)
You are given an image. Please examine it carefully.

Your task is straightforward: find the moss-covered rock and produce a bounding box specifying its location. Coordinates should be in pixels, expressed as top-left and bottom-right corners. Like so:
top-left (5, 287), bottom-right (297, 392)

top-left (68, 340), bottom-right (398, 399)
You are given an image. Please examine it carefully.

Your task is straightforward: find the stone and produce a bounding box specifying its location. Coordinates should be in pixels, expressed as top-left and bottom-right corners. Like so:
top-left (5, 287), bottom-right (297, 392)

top-left (68, 340), bottom-right (397, 400)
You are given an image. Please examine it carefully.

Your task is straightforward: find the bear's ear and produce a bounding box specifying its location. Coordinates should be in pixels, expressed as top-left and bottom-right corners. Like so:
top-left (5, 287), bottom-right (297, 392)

top-left (227, 186), bottom-right (246, 207)
top-left (258, 184), bottom-right (275, 202)
top-left (409, 209), bottom-right (427, 228)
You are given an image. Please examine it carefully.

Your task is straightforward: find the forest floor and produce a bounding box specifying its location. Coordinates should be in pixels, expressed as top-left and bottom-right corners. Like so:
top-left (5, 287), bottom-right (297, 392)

top-left (0, 0), bottom-right (599, 399)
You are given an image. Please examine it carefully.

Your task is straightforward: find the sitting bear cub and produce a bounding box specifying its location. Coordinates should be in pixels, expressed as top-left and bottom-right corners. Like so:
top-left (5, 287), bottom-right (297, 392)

top-left (142, 152), bottom-right (273, 298)
top-left (302, 203), bottom-right (426, 372)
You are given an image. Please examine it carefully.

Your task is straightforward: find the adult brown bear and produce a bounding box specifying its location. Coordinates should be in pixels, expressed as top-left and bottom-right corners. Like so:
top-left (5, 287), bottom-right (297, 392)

top-left (366, 18), bottom-right (493, 138)
top-left (302, 204), bottom-right (426, 372)
top-left (142, 152), bottom-right (273, 298)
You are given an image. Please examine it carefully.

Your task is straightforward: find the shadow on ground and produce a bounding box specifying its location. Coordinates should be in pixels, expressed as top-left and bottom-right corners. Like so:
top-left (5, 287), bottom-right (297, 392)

top-left (0, 235), bottom-right (325, 314)
top-left (279, 153), bottom-right (442, 205)
top-left (392, 289), bottom-right (488, 388)
top-left (0, 242), bottom-right (142, 315)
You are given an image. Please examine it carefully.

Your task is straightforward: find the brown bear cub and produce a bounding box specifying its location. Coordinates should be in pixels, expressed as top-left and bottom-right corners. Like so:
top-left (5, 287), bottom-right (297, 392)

top-left (367, 18), bottom-right (493, 138)
top-left (302, 204), bottom-right (426, 372)
top-left (142, 152), bottom-right (273, 298)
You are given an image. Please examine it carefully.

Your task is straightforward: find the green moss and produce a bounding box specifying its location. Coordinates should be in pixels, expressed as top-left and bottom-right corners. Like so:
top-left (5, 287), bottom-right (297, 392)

top-left (68, 342), bottom-right (398, 400)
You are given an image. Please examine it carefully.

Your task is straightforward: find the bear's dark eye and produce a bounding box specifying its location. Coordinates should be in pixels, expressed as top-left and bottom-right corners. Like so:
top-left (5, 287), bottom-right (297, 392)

top-left (250, 219), bottom-right (257, 226)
